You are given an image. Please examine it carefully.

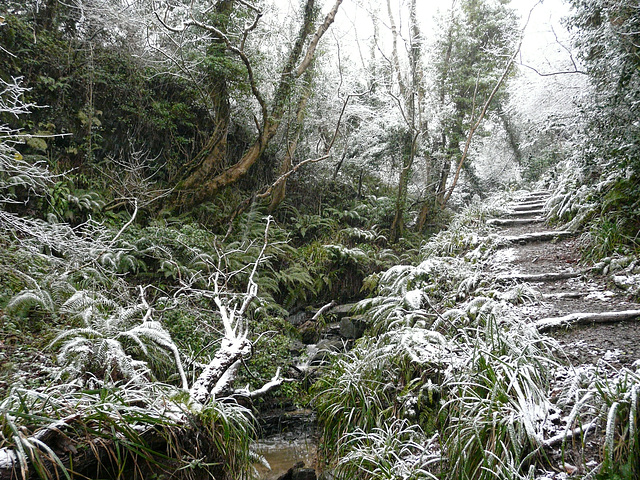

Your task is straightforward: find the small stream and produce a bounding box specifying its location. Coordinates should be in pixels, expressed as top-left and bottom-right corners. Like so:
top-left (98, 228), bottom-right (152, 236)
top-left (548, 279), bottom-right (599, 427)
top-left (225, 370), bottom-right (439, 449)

top-left (254, 434), bottom-right (318, 479)
top-left (253, 408), bottom-right (319, 479)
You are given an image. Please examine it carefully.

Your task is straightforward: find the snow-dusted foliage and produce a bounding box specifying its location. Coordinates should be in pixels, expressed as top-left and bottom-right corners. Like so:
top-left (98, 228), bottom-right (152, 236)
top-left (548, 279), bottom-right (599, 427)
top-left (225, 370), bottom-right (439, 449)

top-left (314, 183), bottom-right (640, 479)
top-left (314, 193), bottom-right (571, 479)
top-left (337, 419), bottom-right (440, 480)
top-left (48, 288), bottom-right (187, 387)
top-left (0, 382), bottom-right (260, 479)
top-left (420, 196), bottom-right (512, 259)
top-left (0, 78), bottom-right (283, 478)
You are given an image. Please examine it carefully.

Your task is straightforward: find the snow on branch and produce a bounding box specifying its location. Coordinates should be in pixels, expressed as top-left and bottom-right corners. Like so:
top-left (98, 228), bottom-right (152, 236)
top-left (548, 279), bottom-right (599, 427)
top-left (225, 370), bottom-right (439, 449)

top-left (188, 216), bottom-right (276, 404)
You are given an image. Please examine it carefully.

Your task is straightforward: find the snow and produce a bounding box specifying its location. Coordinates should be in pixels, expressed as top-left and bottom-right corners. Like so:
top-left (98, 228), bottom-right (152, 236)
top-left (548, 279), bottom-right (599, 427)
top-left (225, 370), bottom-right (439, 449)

top-left (585, 289), bottom-right (615, 301)
top-left (603, 349), bottom-right (622, 362)
top-left (403, 289), bottom-right (423, 309)
top-left (491, 247), bottom-right (518, 268)
top-left (0, 449), bottom-right (16, 468)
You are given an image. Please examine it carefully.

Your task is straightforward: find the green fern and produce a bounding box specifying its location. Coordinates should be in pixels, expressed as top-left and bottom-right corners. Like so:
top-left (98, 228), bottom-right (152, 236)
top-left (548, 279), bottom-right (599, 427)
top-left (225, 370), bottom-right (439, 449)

top-left (52, 290), bottom-right (186, 386)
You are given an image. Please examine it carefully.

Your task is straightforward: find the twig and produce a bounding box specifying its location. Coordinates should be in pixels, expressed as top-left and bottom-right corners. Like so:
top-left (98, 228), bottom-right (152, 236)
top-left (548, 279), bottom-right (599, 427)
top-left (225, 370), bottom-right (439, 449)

top-left (107, 198), bottom-right (138, 249)
top-left (312, 301), bottom-right (337, 321)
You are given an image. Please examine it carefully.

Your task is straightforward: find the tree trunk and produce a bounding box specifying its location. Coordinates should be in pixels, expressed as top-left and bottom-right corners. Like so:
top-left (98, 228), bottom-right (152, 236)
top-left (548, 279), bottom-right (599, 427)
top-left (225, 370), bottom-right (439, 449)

top-left (268, 68), bottom-right (314, 213)
top-left (173, 0), bottom-right (343, 208)
top-left (178, 78), bottom-right (230, 196)
top-left (390, 156), bottom-right (411, 243)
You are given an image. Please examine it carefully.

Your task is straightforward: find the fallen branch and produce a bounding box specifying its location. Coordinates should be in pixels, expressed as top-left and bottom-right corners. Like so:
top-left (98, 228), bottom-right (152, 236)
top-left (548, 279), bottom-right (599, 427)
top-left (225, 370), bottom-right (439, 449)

top-left (312, 301), bottom-right (337, 321)
top-left (542, 420), bottom-right (597, 448)
top-left (535, 309), bottom-right (640, 332)
top-left (234, 368), bottom-right (293, 401)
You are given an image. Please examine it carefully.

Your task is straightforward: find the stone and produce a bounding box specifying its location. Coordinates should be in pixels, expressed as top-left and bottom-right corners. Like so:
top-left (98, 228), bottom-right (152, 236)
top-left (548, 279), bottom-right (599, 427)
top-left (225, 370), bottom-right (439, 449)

top-left (299, 321), bottom-right (320, 344)
top-left (288, 311), bottom-right (310, 326)
top-left (339, 315), bottom-right (368, 339)
top-left (292, 468), bottom-right (317, 480)
top-left (327, 303), bottom-right (357, 320)
top-left (276, 462), bottom-right (317, 480)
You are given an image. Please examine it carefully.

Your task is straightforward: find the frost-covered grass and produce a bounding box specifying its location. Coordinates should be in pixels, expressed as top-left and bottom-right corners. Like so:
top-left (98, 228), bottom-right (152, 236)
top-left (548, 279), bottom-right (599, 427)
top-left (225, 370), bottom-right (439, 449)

top-left (0, 382), bottom-right (260, 480)
top-left (420, 196), bottom-right (511, 259)
top-left (545, 158), bottom-right (640, 262)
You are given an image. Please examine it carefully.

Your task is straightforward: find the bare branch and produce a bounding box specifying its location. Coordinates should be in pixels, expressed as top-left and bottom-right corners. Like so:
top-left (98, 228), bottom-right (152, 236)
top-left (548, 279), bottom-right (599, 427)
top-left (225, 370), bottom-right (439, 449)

top-left (518, 62), bottom-right (587, 77)
top-left (295, 0), bottom-right (344, 77)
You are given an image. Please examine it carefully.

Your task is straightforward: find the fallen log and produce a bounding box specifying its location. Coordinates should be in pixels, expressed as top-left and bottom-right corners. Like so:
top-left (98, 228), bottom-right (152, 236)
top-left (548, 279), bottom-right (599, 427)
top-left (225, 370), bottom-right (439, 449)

top-left (487, 217), bottom-right (544, 227)
top-left (542, 420), bottom-right (597, 448)
top-left (535, 309), bottom-right (640, 332)
top-left (497, 270), bottom-right (585, 282)
top-left (501, 230), bottom-right (573, 244)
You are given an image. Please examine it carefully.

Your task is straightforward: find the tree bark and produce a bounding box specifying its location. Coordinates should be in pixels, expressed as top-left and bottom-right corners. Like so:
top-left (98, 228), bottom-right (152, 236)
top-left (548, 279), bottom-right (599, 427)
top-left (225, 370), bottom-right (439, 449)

top-left (268, 68), bottom-right (314, 213)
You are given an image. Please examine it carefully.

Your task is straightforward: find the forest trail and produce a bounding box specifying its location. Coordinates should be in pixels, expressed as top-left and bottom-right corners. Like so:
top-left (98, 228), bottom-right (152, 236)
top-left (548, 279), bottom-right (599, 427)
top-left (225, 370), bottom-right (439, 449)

top-left (487, 191), bottom-right (640, 369)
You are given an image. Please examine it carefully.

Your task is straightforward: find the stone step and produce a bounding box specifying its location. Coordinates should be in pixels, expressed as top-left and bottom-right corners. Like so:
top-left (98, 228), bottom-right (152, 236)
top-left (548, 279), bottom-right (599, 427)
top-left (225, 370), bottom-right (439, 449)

top-left (535, 309), bottom-right (640, 332)
top-left (511, 202), bottom-right (546, 211)
top-left (500, 230), bottom-right (573, 244)
top-left (516, 199), bottom-right (548, 207)
top-left (542, 291), bottom-right (587, 300)
top-left (497, 270), bottom-right (585, 282)
top-left (488, 217), bottom-right (544, 227)
top-left (505, 209), bottom-right (546, 218)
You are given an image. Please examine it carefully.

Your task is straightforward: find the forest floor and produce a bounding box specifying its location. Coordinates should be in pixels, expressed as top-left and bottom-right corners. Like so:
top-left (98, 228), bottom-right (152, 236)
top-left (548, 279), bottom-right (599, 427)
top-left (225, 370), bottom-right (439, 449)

top-left (486, 191), bottom-right (640, 477)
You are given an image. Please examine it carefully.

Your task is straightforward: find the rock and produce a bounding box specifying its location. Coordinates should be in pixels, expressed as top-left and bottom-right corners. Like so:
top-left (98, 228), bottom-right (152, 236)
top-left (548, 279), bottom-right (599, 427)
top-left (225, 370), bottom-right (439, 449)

top-left (288, 340), bottom-right (305, 356)
top-left (299, 321), bottom-right (320, 344)
top-left (276, 462), bottom-right (317, 480)
top-left (325, 322), bottom-right (341, 336)
top-left (339, 315), bottom-right (368, 339)
top-left (288, 311), bottom-right (310, 326)
top-left (293, 468), bottom-right (317, 480)
top-left (258, 409), bottom-right (316, 437)
top-left (327, 303), bottom-right (357, 320)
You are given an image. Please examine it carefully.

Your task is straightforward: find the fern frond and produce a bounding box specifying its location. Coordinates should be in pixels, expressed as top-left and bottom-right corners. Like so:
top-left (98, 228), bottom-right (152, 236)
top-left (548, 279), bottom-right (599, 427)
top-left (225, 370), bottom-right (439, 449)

top-left (6, 289), bottom-right (55, 314)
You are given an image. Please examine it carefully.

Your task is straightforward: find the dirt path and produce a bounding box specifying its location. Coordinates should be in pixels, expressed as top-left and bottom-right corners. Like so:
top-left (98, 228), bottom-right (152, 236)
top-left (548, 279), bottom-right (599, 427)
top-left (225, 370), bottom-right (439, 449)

top-left (485, 192), bottom-right (640, 477)
top-left (487, 191), bottom-right (640, 368)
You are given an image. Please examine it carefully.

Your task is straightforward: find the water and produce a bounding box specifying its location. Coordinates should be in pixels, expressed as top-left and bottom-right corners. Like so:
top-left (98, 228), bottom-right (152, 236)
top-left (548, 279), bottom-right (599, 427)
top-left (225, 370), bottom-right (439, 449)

top-left (253, 434), bottom-right (317, 479)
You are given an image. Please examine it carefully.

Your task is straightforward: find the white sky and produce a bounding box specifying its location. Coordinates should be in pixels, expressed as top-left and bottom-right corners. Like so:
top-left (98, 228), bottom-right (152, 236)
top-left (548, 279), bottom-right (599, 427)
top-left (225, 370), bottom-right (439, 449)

top-left (326, 0), bottom-right (577, 73)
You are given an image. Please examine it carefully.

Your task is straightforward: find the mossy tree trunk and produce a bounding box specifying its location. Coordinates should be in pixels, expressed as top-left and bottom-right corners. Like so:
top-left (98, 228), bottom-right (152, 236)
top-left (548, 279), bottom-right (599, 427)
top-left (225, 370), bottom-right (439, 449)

top-left (173, 0), bottom-right (343, 209)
